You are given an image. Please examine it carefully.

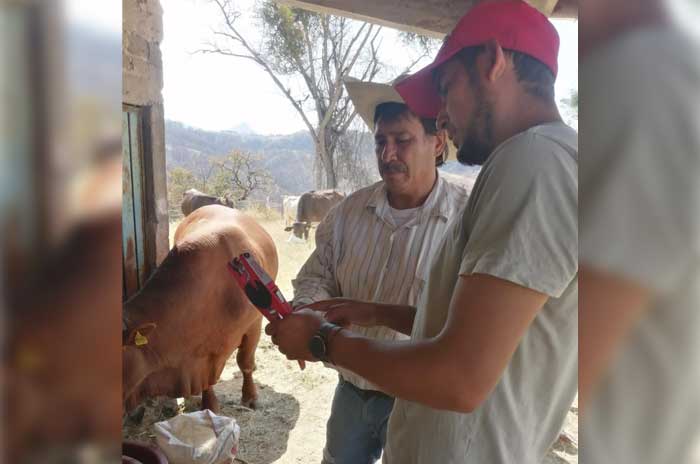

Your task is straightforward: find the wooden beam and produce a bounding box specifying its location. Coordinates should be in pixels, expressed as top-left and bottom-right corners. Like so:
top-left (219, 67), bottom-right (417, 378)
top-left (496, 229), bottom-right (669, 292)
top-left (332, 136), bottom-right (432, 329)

top-left (278, 0), bottom-right (476, 38)
top-left (525, 0), bottom-right (559, 16)
top-left (552, 0), bottom-right (578, 18)
top-left (278, 0), bottom-right (577, 38)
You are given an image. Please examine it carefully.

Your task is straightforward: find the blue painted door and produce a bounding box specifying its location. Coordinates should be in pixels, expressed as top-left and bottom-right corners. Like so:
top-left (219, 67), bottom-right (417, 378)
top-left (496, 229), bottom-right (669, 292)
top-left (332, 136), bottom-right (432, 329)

top-left (122, 108), bottom-right (147, 298)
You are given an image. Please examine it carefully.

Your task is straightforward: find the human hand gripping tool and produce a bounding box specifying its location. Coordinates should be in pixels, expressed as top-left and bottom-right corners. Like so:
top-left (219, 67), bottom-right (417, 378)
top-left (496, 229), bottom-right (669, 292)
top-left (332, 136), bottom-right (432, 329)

top-left (227, 252), bottom-right (305, 369)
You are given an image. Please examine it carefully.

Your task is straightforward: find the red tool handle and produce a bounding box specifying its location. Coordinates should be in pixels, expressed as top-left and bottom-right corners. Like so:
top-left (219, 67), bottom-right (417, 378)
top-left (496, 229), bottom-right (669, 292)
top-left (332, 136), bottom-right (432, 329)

top-left (227, 253), bottom-right (305, 370)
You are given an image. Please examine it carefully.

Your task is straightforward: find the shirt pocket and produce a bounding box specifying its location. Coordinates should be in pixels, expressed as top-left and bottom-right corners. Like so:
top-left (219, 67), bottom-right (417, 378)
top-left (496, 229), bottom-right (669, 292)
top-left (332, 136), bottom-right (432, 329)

top-left (408, 253), bottom-right (433, 305)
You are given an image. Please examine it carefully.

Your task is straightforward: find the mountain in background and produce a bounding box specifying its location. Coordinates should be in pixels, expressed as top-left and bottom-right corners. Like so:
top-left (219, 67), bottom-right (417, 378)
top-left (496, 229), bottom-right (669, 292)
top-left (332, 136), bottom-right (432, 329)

top-left (165, 120), bottom-right (480, 199)
top-left (226, 122), bottom-right (256, 135)
top-left (166, 120), bottom-right (316, 196)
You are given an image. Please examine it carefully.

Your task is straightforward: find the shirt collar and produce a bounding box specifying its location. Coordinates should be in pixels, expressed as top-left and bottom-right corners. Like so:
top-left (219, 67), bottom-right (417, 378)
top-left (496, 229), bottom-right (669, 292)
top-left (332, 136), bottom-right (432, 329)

top-left (366, 174), bottom-right (450, 225)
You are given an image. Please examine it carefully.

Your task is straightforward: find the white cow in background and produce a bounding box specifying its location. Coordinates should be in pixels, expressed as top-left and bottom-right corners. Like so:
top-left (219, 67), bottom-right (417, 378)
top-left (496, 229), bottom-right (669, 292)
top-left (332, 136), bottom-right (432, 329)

top-left (282, 195), bottom-right (300, 227)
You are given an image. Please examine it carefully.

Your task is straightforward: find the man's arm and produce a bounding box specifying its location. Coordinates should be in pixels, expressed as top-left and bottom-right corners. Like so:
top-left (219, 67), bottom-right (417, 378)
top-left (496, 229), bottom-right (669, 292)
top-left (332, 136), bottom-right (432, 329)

top-left (273, 273), bottom-right (547, 412)
top-left (374, 303), bottom-right (416, 336)
top-left (578, 266), bottom-right (651, 410)
top-left (291, 206), bottom-right (341, 306)
top-left (304, 299), bottom-right (417, 336)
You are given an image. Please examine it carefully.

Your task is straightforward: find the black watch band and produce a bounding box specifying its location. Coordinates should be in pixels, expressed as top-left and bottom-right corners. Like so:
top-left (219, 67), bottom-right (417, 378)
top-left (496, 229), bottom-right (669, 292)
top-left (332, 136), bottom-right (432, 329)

top-left (309, 321), bottom-right (341, 363)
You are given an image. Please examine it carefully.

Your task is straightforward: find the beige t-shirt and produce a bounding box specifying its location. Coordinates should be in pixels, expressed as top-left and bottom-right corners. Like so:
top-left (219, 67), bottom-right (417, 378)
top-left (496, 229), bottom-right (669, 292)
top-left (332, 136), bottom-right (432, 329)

top-left (580, 26), bottom-right (700, 464)
top-left (384, 122), bottom-right (578, 464)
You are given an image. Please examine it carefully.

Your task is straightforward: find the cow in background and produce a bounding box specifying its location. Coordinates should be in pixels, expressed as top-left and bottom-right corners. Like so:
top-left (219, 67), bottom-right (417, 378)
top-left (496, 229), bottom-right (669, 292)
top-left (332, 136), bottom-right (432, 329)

top-left (181, 188), bottom-right (233, 216)
top-left (282, 195), bottom-right (300, 227)
top-left (123, 205), bottom-right (277, 413)
top-left (284, 190), bottom-right (345, 240)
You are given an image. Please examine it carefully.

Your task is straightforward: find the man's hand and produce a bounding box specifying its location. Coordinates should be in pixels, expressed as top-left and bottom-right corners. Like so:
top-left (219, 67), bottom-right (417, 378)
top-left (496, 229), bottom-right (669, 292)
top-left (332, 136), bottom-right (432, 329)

top-left (300, 298), bottom-right (379, 328)
top-left (265, 308), bottom-right (325, 362)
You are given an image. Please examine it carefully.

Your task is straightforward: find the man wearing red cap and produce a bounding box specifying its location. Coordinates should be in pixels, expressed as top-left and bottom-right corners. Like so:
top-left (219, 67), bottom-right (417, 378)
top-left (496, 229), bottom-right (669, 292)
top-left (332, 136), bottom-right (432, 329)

top-left (267, 1), bottom-right (578, 462)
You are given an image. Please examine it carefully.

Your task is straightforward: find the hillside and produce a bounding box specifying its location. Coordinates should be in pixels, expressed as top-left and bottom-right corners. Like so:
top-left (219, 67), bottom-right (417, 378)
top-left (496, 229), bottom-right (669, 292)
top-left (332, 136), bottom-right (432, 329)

top-left (165, 120), bottom-right (316, 195)
top-left (165, 120), bottom-right (480, 198)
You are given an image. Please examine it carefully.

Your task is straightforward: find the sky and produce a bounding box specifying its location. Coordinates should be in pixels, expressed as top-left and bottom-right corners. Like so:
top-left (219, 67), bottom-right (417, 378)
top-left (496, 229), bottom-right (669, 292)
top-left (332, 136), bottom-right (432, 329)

top-left (157, 0), bottom-right (579, 135)
top-left (65, 0), bottom-right (577, 135)
top-left (66, 0), bottom-right (121, 36)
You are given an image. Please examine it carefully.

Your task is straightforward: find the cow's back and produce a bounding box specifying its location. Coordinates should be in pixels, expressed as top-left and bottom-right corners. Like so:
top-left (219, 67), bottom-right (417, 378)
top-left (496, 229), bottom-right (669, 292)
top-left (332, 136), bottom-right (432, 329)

top-left (181, 189), bottom-right (224, 217)
top-left (123, 205), bottom-right (277, 408)
top-left (297, 189), bottom-right (344, 223)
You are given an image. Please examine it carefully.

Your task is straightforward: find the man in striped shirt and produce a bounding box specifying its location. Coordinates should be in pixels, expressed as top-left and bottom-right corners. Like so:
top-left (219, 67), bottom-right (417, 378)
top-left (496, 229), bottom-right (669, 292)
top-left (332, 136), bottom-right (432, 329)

top-left (291, 80), bottom-right (468, 464)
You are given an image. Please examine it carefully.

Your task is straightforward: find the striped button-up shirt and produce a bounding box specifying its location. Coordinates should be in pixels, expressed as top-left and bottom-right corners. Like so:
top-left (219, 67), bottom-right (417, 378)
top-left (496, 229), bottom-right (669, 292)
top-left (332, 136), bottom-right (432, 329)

top-left (292, 176), bottom-right (469, 392)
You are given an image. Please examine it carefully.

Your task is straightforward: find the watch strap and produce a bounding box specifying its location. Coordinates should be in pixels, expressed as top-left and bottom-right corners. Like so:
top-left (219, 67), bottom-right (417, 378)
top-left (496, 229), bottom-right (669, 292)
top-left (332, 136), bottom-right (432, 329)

top-left (317, 321), bottom-right (342, 363)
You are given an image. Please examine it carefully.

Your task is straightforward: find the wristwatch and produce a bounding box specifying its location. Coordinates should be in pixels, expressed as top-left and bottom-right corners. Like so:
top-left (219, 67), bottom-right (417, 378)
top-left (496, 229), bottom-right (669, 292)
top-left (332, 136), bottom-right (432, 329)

top-left (309, 322), bottom-right (342, 363)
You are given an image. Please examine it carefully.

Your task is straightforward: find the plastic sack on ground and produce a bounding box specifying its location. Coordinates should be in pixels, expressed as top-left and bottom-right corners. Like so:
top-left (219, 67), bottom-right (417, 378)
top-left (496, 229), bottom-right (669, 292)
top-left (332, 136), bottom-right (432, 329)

top-left (154, 409), bottom-right (240, 464)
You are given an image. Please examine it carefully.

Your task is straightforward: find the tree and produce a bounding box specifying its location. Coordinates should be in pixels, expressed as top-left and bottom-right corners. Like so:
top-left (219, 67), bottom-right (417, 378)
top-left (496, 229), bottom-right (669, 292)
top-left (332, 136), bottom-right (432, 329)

top-left (334, 119), bottom-right (380, 192)
top-left (199, 0), bottom-right (385, 189)
top-left (191, 152), bottom-right (217, 192)
top-left (167, 166), bottom-right (196, 218)
top-left (209, 150), bottom-right (273, 202)
top-left (560, 89), bottom-right (579, 128)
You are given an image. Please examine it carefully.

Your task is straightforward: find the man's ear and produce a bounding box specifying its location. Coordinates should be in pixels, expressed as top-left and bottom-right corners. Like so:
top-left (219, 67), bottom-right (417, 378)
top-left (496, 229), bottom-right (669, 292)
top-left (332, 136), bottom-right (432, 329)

top-left (434, 130), bottom-right (448, 162)
top-left (483, 38), bottom-right (507, 83)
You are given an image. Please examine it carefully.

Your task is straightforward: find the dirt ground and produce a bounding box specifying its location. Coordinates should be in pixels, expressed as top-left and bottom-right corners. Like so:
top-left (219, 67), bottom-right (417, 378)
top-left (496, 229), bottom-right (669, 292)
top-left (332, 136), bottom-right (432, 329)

top-left (123, 211), bottom-right (578, 463)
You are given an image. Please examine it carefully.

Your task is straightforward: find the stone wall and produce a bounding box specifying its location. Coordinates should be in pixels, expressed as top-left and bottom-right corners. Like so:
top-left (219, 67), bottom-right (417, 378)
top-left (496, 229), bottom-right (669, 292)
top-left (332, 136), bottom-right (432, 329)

top-left (123, 0), bottom-right (169, 267)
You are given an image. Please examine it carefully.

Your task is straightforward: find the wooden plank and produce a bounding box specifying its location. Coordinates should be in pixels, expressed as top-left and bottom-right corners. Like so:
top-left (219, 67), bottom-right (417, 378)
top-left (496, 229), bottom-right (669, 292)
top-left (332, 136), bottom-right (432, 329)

top-left (122, 111), bottom-right (139, 297)
top-left (552, 0), bottom-right (577, 18)
top-left (279, 0), bottom-right (576, 38)
top-left (526, 0), bottom-right (559, 16)
top-left (128, 110), bottom-right (148, 287)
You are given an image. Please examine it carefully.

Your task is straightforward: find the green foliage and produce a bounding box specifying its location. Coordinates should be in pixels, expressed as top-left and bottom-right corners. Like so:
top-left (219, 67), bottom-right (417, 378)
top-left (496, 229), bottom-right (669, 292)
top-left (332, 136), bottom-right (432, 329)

top-left (569, 90), bottom-right (579, 110)
top-left (167, 167), bottom-right (196, 218)
top-left (209, 150), bottom-right (273, 201)
top-left (258, 2), bottom-right (318, 75)
top-left (399, 31), bottom-right (441, 58)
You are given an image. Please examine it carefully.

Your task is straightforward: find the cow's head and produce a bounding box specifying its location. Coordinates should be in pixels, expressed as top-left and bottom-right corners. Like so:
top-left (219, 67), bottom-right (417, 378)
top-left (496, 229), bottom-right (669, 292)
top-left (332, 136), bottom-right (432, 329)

top-left (284, 221), bottom-right (312, 240)
top-left (122, 321), bottom-right (157, 408)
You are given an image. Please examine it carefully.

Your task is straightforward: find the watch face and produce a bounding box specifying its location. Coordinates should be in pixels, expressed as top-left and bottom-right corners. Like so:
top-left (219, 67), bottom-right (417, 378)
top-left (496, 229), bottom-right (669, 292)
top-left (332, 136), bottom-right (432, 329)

top-left (309, 335), bottom-right (326, 360)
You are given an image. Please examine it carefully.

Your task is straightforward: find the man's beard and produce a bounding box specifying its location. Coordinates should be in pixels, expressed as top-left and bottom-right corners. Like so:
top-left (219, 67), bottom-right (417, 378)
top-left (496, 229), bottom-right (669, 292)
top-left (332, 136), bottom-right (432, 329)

top-left (457, 92), bottom-right (494, 166)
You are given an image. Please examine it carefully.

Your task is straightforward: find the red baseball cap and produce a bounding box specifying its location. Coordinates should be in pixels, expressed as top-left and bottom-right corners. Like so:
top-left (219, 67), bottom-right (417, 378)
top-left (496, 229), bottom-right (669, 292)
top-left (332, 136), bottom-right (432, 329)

top-left (395, 0), bottom-right (559, 118)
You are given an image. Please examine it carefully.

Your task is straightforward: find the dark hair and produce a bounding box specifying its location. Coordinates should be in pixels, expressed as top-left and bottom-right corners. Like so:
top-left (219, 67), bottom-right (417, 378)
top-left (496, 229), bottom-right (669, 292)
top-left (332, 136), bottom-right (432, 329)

top-left (456, 45), bottom-right (556, 101)
top-left (373, 102), bottom-right (438, 135)
top-left (373, 102), bottom-right (446, 166)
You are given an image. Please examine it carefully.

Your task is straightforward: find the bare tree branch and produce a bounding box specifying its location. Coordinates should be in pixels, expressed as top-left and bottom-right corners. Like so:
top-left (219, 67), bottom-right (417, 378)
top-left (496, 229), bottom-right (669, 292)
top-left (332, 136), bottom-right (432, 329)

top-left (202, 0), bottom-right (391, 188)
top-left (206, 0), bottom-right (319, 141)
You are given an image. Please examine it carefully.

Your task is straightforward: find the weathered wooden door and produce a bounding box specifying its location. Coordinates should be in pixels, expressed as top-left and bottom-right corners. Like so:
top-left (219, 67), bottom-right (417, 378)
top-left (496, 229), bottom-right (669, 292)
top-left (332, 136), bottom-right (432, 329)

top-left (122, 106), bottom-right (147, 298)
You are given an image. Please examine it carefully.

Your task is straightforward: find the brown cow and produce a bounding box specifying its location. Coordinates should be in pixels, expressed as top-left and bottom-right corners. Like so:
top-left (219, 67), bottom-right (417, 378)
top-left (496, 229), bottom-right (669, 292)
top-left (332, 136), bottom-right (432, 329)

top-left (181, 188), bottom-right (233, 216)
top-left (284, 189), bottom-right (345, 240)
top-left (123, 205), bottom-right (278, 413)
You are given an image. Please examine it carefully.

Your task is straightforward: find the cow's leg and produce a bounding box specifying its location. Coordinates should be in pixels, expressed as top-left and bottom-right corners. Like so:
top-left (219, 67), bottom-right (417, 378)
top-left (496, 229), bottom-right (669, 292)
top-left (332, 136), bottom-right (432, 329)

top-left (201, 388), bottom-right (220, 413)
top-left (237, 316), bottom-right (262, 409)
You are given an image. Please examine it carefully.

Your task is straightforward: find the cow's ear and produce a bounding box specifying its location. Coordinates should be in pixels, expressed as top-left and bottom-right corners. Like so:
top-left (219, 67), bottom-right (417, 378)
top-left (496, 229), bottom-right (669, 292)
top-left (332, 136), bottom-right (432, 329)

top-left (124, 322), bottom-right (157, 347)
top-left (284, 226), bottom-right (292, 231)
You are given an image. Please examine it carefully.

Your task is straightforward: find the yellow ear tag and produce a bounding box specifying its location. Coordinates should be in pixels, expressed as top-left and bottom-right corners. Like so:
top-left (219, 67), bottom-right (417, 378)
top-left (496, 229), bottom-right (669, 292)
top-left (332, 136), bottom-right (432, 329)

top-left (134, 331), bottom-right (149, 346)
